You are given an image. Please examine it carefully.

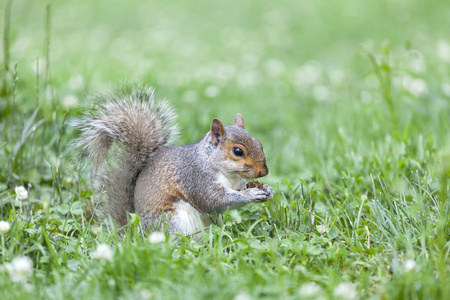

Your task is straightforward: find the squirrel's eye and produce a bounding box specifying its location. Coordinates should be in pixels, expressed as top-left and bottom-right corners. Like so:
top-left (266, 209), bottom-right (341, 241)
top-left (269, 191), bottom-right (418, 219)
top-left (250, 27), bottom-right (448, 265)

top-left (232, 147), bottom-right (244, 157)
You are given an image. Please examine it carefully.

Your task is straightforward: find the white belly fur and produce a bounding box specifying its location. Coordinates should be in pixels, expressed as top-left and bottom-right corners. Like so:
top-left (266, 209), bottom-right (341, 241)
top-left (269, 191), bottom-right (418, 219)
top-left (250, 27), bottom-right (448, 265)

top-left (171, 172), bottom-right (241, 240)
top-left (172, 200), bottom-right (217, 239)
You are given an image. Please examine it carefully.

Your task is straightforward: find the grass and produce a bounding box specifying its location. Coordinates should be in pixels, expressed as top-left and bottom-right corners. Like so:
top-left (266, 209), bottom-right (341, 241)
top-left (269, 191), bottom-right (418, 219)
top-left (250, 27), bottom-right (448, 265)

top-left (1, 0), bottom-right (449, 299)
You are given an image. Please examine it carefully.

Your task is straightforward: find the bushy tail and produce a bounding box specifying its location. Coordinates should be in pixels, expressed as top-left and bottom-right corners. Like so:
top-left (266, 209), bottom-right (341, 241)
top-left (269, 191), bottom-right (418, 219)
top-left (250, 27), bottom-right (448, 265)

top-left (72, 84), bottom-right (178, 227)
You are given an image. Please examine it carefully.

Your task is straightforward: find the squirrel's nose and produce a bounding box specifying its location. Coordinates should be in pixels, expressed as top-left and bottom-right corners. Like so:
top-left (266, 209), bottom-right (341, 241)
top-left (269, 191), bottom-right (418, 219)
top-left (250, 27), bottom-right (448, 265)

top-left (258, 163), bottom-right (269, 177)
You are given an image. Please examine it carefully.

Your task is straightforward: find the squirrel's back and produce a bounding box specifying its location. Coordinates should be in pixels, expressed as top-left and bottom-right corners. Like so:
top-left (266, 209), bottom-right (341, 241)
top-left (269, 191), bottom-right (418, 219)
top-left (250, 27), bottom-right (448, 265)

top-left (72, 84), bottom-right (178, 226)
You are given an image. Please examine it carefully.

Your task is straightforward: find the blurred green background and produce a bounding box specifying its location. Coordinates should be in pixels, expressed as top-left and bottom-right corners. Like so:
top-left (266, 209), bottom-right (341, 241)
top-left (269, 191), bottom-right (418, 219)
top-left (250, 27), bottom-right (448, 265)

top-left (4, 0), bottom-right (450, 186)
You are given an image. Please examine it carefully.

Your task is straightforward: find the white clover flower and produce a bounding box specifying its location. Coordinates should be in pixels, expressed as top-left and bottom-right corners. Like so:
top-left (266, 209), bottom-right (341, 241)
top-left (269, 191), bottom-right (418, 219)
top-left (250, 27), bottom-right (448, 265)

top-left (62, 94), bottom-right (78, 109)
top-left (68, 74), bottom-right (85, 91)
top-left (360, 195), bottom-right (368, 201)
top-left (215, 62), bottom-right (236, 82)
top-left (437, 40), bottom-right (450, 63)
top-left (182, 90), bottom-right (198, 103)
top-left (312, 85), bottom-right (330, 102)
top-left (294, 62), bottom-right (322, 87)
top-left (234, 291), bottom-right (252, 300)
top-left (360, 90), bottom-right (372, 104)
top-left (441, 83), bottom-right (450, 97)
top-left (299, 282), bottom-right (322, 297)
top-left (328, 68), bottom-right (345, 87)
top-left (402, 77), bottom-right (428, 98)
top-left (334, 282), bottom-right (358, 300)
top-left (404, 259), bottom-right (417, 272)
top-left (409, 57), bottom-right (425, 73)
top-left (401, 75), bottom-right (412, 89)
top-left (408, 78), bottom-right (428, 98)
top-left (204, 85), bottom-right (220, 98)
top-left (108, 278), bottom-right (116, 287)
top-left (140, 289), bottom-right (152, 300)
top-left (15, 186), bottom-right (28, 201)
top-left (6, 256), bottom-right (33, 283)
top-left (316, 225), bottom-right (328, 235)
top-left (0, 221), bottom-right (11, 234)
top-left (264, 58), bottom-right (285, 78)
top-left (91, 243), bottom-right (114, 262)
top-left (149, 231), bottom-right (166, 244)
top-left (237, 71), bottom-right (260, 88)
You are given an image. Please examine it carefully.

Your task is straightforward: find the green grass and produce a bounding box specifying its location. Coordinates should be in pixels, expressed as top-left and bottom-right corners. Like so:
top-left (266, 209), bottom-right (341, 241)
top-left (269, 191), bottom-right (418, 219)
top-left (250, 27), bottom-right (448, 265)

top-left (1, 0), bottom-right (449, 299)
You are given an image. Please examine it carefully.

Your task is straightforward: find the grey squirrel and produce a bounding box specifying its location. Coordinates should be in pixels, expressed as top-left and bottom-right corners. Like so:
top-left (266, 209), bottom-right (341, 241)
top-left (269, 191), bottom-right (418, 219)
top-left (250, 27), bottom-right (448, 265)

top-left (73, 84), bottom-right (274, 237)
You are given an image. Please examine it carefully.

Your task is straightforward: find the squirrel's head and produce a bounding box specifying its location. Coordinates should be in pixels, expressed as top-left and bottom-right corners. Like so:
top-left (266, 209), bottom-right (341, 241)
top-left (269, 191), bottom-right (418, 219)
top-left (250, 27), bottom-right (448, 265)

top-left (210, 113), bottom-right (269, 179)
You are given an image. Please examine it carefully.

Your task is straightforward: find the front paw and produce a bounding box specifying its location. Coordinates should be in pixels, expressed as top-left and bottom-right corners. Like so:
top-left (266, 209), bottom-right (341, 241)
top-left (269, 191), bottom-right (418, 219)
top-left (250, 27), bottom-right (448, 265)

top-left (244, 186), bottom-right (274, 203)
top-left (262, 184), bottom-right (275, 199)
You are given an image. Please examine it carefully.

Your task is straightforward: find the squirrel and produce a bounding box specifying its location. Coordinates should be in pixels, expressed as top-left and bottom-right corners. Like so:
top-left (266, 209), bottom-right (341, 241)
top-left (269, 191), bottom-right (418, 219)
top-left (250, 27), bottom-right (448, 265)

top-left (72, 84), bottom-right (274, 238)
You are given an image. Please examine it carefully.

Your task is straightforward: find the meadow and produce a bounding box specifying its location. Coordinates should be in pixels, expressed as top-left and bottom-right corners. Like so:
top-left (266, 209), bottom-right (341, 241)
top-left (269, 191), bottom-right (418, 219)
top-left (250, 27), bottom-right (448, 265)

top-left (1, 0), bottom-right (449, 299)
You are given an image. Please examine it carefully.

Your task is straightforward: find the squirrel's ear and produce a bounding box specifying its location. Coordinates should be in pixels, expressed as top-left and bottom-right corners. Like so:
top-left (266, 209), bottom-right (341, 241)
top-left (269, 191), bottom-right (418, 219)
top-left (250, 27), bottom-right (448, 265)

top-left (233, 113), bottom-right (245, 129)
top-left (211, 118), bottom-right (225, 146)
